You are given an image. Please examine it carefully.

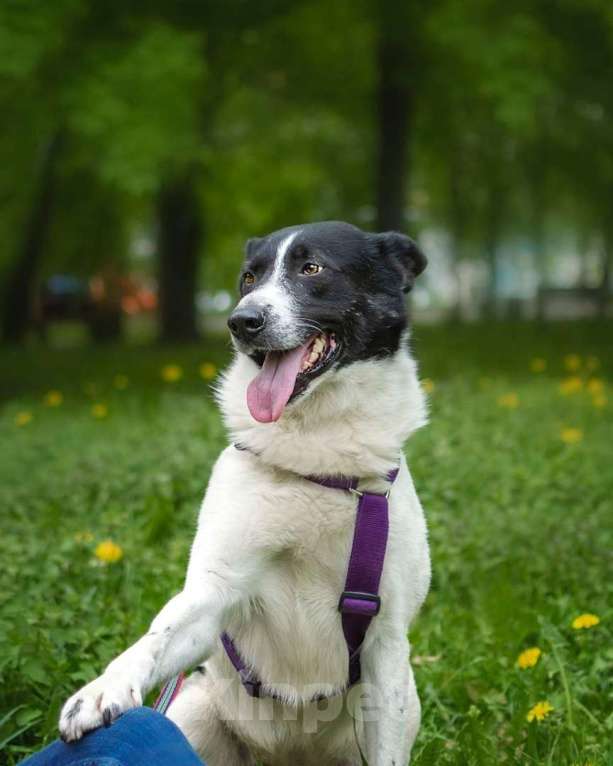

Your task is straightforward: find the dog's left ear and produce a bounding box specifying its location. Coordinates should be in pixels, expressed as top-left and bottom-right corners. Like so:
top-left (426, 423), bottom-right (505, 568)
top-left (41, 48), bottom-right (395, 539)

top-left (372, 231), bottom-right (427, 293)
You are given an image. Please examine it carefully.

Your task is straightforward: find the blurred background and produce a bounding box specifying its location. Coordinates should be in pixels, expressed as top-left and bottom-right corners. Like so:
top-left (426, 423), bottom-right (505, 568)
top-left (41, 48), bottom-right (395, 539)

top-left (1, 0), bottom-right (612, 344)
top-left (1, 2), bottom-right (612, 765)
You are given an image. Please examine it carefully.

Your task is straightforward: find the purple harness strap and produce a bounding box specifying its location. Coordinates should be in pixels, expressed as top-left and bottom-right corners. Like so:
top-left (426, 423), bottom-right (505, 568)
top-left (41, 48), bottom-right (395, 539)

top-left (221, 462), bottom-right (399, 699)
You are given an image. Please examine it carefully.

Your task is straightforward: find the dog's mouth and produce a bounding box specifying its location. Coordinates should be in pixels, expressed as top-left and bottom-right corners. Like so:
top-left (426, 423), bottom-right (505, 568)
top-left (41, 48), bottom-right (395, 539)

top-left (246, 332), bottom-right (338, 423)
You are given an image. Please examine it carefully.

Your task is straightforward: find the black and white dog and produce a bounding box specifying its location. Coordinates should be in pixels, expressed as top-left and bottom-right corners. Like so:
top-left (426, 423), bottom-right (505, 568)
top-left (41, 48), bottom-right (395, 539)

top-left (60, 221), bottom-right (431, 765)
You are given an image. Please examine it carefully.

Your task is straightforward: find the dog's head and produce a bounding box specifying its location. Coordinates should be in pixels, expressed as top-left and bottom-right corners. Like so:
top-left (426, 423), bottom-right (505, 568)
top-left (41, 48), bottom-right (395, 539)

top-left (227, 221), bottom-right (426, 423)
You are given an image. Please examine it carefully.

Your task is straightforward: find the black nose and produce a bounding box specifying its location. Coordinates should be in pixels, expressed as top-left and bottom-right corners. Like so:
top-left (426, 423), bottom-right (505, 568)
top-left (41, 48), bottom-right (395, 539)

top-left (227, 306), bottom-right (267, 341)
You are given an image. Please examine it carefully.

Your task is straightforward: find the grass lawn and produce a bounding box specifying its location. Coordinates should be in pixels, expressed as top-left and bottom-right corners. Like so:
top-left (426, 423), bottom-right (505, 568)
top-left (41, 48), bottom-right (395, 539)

top-left (1, 321), bottom-right (611, 765)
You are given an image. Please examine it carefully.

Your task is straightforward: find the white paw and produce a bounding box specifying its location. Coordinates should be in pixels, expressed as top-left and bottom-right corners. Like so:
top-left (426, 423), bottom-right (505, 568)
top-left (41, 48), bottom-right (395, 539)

top-left (59, 673), bottom-right (142, 742)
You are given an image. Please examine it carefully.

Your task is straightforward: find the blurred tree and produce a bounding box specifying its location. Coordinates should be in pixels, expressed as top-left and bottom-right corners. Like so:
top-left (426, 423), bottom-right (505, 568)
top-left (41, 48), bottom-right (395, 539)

top-left (540, 0), bottom-right (613, 315)
top-left (157, 168), bottom-right (202, 341)
top-left (417, 0), bottom-right (564, 316)
top-left (0, 1), bottom-right (82, 342)
top-left (1, 131), bottom-right (64, 342)
top-left (374, 0), bottom-right (426, 232)
top-left (66, 18), bottom-right (206, 340)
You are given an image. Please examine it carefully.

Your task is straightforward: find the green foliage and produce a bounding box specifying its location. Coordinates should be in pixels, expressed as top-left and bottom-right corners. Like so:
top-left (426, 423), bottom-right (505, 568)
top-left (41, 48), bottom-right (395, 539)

top-left (2, 0), bottom-right (613, 297)
top-left (1, 322), bottom-right (612, 764)
top-left (66, 23), bottom-right (206, 196)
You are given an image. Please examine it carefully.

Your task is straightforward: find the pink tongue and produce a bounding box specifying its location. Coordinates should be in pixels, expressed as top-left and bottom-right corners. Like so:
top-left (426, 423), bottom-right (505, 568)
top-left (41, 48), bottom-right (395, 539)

top-left (247, 342), bottom-right (311, 422)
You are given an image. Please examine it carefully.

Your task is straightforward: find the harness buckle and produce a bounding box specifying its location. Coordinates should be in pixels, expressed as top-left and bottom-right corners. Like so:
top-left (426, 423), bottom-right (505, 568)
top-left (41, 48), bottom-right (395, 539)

top-left (338, 591), bottom-right (381, 616)
top-left (239, 668), bottom-right (262, 698)
top-left (349, 487), bottom-right (392, 499)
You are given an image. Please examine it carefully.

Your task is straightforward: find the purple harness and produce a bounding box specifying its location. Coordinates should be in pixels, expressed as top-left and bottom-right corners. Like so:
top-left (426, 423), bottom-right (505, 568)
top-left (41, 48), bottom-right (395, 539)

top-left (220, 460), bottom-right (399, 699)
top-left (154, 455), bottom-right (398, 713)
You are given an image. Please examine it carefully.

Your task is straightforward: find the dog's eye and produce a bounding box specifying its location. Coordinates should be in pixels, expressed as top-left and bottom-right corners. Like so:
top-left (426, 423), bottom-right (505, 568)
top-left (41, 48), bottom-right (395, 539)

top-left (301, 263), bottom-right (323, 276)
top-left (243, 272), bottom-right (256, 287)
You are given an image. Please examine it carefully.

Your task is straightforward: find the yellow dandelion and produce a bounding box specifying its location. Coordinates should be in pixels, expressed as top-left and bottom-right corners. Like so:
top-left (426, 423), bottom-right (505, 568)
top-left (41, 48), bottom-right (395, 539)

top-left (592, 394), bottom-right (607, 409)
top-left (585, 355), bottom-right (600, 372)
top-left (92, 403), bottom-right (108, 419)
top-left (497, 393), bottom-right (519, 409)
top-left (530, 358), bottom-right (547, 373)
top-left (113, 374), bottom-right (129, 390)
top-left (560, 427), bottom-right (583, 444)
top-left (15, 411), bottom-right (33, 427)
top-left (571, 613), bottom-right (600, 630)
top-left (421, 378), bottom-right (435, 394)
top-left (94, 539), bottom-right (123, 564)
top-left (517, 647), bottom-right (541, 669)
top-left (199, 362), bottom-right (217, 381)
top-left (74, 530), bottom-right (94, 543)
top-left (586, 378), bottom-right (604, 395)
top-left (526, 701), bottom-right (554, 722)
top-left (161, 364), bottom-right (183, 383)
top-left (564, 354), bottom-right (581, 372)
top-left (44, 390), bottom-right (63, 407)
top-left (559, 377), bottom-right (583, 395)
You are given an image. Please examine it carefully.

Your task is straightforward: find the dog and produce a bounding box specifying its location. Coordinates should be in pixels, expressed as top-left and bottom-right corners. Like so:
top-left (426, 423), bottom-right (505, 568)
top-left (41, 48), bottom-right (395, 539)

top-left (59, 221), bottom-right (431, 765)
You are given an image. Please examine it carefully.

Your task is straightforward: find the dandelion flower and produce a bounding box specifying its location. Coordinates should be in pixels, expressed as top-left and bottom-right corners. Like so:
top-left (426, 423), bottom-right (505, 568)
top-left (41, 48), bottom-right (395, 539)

top-left (585, 355), bottom-right (600, 371)
top-left (113, 374), bottom-right (129, 390)
top-left (44, 390), bottom-right (63, 407)
top-left (15, 411), bottom-right (33, 427)
top-left (564, 354), bottom-right (581, 372)
top-left (517, 647), bottom-right (541, 669)
top-left (199, 362), bottom-right (217, 381)
top-left (560, 427), bottom-right (583, 444)
top-left (586, 378), bottom-right (604, 395)
top-left (94, 539), bottom-right (123, 564)
top-left (592, 394), bottom-right (607, 409)
top-left (161, 364), bottom-right (183, 383)
top-left (421, 378), bottom-right (435, 394)
top-left (526, 701), bottom-right (554, 722)
top-left (530, 358), bottom-right (546, 373)
top-left (92, 403), bottom-right (108, 419)
top-left (497, 393), bottom-right (519, 409)
top-left (559, 377), bottom-right (583, 395)
top-left (572, 613), bottom-right (600, 630)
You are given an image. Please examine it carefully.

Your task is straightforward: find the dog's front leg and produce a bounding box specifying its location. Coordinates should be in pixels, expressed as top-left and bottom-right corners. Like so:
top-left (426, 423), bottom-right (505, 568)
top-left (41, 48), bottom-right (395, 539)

top-left (58, 582), bottom-right (228, 741)
top-left (359, 637), bottom-right (420, 766)
top-left (57, 500), bottom-right (273, 747)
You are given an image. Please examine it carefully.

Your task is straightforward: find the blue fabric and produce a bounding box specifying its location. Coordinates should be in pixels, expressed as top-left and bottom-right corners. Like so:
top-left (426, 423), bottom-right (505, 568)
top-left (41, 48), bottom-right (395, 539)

top-left (20, 707), bottom-right (205, 766)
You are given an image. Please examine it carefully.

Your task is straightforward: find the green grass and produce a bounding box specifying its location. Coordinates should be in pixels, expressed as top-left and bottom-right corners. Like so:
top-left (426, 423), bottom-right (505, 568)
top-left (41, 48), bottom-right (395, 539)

top-left (1, 321), bottom-right (612, 765)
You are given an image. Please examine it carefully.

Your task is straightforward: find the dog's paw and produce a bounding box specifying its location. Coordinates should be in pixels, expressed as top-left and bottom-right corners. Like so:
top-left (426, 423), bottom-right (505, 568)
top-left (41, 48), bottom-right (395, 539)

top-left (59, 674), bottom-right (142, 742)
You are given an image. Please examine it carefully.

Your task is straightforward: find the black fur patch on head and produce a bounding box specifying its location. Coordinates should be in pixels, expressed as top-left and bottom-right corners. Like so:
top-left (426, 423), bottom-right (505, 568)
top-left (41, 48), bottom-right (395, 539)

top-left (238, 221), bottom-right (426, 367)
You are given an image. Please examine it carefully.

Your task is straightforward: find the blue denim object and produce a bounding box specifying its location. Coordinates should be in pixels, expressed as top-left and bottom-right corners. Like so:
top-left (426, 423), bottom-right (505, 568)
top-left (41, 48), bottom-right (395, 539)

top-left (20, 707), bottom-right (205, 766)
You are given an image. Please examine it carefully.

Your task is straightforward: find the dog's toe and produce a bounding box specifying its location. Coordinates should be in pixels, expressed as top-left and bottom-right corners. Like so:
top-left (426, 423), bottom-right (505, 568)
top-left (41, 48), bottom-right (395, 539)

top-left (59, 676), bottom-right (139, 741)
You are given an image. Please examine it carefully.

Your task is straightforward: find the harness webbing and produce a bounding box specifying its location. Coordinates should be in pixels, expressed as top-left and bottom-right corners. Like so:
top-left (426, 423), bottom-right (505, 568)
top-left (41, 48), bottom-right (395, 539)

top-left (153, 455), bottom-right (398, 710)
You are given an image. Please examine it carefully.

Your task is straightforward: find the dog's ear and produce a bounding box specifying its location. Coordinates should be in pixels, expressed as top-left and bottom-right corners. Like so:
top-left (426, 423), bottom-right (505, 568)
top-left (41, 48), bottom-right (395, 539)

top-left (245, 237), bottom-right (263, 257)
top-left (372, 231), bottom-right (427, 293)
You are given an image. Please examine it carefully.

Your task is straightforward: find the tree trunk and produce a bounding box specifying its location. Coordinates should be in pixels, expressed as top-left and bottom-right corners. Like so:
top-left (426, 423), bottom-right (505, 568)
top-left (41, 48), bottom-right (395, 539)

top-left (532, 207), bottom-right (547, 321)
top-left (1, 131), bottom-right (63, 343)
top-left (483, 180), bottom-right (504, 319)
top-left (599, 223), bottom-right (612, 318)
top-left (375, 3), bottom-right (416, 232)
top-left (527, 145), bottom-right (548, 321)
top-left (156, 169), bottom-right (202, 342)
top-left (448, 142), bottom-right (466, 321)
